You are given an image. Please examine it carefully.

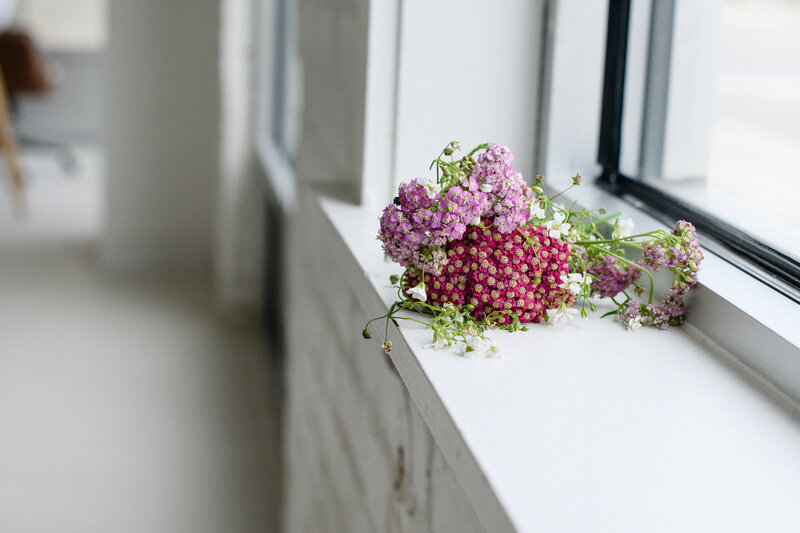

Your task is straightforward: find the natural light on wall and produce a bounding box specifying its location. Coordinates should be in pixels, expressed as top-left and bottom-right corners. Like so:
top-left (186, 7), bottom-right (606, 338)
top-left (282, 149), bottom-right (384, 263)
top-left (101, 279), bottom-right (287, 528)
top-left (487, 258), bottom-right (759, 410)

top-left (17, 0), bottom-right (106, 51)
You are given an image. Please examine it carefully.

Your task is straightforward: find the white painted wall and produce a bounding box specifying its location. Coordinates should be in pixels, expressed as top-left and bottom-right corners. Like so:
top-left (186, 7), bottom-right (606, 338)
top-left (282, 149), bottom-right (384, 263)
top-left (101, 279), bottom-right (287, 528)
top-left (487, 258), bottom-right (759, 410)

top-left (17, 0), bottom-right (107, 51)
top-left (538, 0), bottom-right (608, 185)
top-left (103, 0), bottom-right (221, 274)
top-left (294, 0), bottom-right (369, 192)
top-left (217, 0), bottom-right (265, 312)
top-left (393, 0), bottom-right (543, 189)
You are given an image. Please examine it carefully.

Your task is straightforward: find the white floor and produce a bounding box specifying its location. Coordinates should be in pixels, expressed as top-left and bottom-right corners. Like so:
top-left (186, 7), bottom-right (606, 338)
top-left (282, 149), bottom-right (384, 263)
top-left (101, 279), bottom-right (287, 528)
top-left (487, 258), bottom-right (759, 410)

top-left (0, 150), bottom-right (280, 532)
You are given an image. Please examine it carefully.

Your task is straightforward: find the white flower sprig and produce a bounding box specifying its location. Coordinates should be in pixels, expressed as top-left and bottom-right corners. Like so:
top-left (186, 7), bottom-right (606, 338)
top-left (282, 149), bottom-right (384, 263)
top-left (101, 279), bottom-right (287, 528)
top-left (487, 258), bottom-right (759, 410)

top-left (407, 282), bottom-right (427, 302)
top-left (545, 212), bottom-right (571, 240)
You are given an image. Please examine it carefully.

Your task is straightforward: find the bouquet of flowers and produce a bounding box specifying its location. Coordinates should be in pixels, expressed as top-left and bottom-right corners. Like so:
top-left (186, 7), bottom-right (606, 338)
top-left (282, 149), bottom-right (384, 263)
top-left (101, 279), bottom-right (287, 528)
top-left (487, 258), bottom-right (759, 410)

top-left (363, 142), bottom-right (703, 357)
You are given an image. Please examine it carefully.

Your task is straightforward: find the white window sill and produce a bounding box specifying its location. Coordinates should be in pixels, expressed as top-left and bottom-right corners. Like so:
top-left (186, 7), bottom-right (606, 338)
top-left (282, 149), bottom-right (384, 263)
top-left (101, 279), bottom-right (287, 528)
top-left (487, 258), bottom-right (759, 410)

top-left (316, 189), bottom-right (800, 533)
top-left (546, 176), bottom-right (800, 406)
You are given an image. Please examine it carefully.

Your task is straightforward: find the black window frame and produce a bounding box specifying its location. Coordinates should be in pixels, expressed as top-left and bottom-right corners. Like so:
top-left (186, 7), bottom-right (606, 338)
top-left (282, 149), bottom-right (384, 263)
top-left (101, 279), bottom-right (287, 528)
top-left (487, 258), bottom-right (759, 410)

top-left (596, 0), bottom-right (800, 305)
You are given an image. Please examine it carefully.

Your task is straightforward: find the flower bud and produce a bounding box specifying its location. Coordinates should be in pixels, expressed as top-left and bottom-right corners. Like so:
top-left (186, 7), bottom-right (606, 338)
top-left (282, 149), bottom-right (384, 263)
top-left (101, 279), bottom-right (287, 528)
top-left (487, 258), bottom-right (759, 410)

top-left (362, 326), bottom-right (371, 339)
top-left (572, 173), bottom-right (582, 186)
top-left (389, 274), bottom-right (400, 285)
top-left (444, 147), bottom-right (453, 156)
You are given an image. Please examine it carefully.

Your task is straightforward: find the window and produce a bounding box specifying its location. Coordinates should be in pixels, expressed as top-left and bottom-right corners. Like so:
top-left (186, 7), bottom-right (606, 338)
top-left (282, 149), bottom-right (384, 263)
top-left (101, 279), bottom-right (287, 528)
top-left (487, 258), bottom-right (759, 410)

top-left (596, 0), bottom-right (800, 304)
top-left (256, 0), bottom-right (298, 209)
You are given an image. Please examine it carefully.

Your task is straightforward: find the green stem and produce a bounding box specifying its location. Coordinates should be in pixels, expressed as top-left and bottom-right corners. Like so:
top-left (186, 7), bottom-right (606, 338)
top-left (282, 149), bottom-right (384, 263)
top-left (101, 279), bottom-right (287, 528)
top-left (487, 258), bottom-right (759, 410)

top-left (574, 230), bottom-right (665, 245)
top-left (547, 184), bottom-right (575, 203)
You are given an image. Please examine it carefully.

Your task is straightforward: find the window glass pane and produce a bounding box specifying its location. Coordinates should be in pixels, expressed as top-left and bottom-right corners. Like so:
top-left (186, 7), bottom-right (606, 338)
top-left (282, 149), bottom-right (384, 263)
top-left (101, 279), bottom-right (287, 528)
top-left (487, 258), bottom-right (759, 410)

top-left (634, 0), bottom-right (800, 262)
top-left (271, 0), bottom-right (289, 150)
top-left (708, 0), bottom-right (800, 234)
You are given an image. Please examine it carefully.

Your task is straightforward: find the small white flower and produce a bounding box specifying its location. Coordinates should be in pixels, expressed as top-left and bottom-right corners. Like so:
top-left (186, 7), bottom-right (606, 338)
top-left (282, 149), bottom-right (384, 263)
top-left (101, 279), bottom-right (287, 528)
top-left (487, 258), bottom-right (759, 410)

top-left (565, 227), bottom-right (580, 243)
top-left (626, 315), bottom-right (643, 332)
top-left (613, 218), bottom-right (635, 239)
top-left (546, 305), bottom-right (579, 325)
top-left (454, 335), bottom-right (500, 358)
top-left (559, 273), bottom-right (586, 295)
top-left (486, 341), bottom-right (501, 358)
top-left (423, 178), bottom-right (441, 199)
top-left (425, 336), bottom-right (449, 350)
top-left (479, 183), bottom-right (493, 193)
top-left (408, 282), bottom-right (427, 302)
top-left (529, 200), bottom-right (545, 219)
top-left (469, 215), bottom-right (481, 226)
top-left (465, 335), bottom-right (487, 353)
top-left (544, 212), bottom-right (571, 240)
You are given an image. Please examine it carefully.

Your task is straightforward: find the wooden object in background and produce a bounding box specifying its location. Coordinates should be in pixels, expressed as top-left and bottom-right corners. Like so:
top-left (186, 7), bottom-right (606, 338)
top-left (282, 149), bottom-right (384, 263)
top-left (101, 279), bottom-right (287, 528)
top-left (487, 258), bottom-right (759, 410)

top-left (0, 70), bottom-right (23, 204)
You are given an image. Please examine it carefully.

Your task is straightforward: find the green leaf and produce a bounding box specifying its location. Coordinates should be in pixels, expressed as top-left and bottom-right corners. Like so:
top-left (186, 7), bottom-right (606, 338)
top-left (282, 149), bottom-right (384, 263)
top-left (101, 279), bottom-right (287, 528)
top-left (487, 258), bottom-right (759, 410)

top-left (600, 309), bottom-right (621, 318)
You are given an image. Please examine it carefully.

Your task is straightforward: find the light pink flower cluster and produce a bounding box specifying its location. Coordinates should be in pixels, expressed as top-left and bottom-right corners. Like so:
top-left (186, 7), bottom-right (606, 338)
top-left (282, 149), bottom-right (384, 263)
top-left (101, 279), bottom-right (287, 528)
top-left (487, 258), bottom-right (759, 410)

top-left (640, 220), bottom-right (703, 293)
top-left (379, 144), bottom-right (535, 275)
top-left (588, 254), bottom-right (642, 298)
top-left (379, 179), bottom-right (488, 274)
top-left (407, 224), bottom-right (572, 325)
top-left (620, 292), bottom-right (687, 330)
top-left (467, 144), bottom-right (534, 233)
top-left (621, 220), bottom-right (703, 330)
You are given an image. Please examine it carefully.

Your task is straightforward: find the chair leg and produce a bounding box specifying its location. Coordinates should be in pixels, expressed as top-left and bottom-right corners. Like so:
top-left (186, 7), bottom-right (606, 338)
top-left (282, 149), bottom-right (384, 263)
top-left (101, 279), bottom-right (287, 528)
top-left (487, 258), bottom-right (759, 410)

top-left (0, 72), bottom-right (24, 207)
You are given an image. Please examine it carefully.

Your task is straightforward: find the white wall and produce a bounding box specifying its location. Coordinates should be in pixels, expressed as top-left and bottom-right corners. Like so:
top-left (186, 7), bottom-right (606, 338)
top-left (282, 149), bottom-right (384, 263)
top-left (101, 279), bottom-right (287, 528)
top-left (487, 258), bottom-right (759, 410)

top-left (17, 0), bottom-right (107, 51)
top-left (294, 0), bottom-right (369, 192)
top-left (217, 0), bottom-right (265, 312)
top-left (538, 0), bottom-right (608, 185)
top-left (393, 0), bottom-right (543, 190)
top-left (103, 0), bottom-right (221, 274)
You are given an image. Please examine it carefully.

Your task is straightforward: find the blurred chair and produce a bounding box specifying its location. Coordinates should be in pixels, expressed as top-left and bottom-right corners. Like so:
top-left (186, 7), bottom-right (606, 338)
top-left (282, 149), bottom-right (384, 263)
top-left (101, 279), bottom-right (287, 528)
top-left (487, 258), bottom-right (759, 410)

top-left (0, 0), bottom-right (78, 205)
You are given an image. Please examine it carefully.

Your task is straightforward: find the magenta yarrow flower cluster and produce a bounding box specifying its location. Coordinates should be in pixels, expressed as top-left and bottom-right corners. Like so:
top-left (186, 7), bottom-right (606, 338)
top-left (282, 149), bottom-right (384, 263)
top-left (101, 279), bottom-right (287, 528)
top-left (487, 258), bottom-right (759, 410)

top-left (406, 223), bottom-right (573, 325)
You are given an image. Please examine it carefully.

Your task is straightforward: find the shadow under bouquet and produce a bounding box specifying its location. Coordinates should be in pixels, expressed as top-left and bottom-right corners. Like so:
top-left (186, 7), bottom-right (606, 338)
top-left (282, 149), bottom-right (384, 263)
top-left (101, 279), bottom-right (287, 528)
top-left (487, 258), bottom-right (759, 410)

top-left (363, 142), bottom-right (703, 357)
